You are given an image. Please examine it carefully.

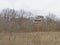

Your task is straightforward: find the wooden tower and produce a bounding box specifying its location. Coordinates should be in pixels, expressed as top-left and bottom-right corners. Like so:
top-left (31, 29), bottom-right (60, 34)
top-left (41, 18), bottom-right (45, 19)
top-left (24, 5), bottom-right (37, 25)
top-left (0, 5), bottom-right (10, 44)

top-left (34, 16), bottom-right (44, 31)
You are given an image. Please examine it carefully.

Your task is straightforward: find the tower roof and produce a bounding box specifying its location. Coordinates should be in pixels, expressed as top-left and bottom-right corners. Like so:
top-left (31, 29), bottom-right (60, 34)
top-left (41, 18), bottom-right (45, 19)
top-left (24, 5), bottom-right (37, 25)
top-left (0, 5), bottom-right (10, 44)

top-left (35, 16), bottom-right (44, 20)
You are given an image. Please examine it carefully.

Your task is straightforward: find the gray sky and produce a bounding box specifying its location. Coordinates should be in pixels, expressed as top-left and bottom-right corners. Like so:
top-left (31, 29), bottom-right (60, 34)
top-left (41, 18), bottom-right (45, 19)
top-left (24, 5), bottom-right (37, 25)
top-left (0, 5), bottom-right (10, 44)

top-left (0, 0), bottom-right (60, 18)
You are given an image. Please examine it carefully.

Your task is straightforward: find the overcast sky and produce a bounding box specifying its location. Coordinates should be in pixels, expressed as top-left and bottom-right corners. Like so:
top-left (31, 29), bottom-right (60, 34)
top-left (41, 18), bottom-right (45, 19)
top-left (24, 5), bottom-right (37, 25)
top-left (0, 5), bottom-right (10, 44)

top-left (0, 0), bottom-right (60, 18)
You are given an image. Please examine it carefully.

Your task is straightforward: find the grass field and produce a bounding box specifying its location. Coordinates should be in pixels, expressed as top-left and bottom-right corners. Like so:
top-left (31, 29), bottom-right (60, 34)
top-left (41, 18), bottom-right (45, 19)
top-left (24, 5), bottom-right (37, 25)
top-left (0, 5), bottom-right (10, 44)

top-left (0, 32), bottom-right (60, 45)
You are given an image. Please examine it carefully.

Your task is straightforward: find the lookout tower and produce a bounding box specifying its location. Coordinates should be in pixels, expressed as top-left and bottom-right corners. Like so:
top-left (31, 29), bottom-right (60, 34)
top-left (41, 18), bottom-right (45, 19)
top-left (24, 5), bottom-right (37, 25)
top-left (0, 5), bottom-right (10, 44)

top-left (34, 16), bottom-right (44, 31)
top-left (35, 16), bottom-right (44, 24)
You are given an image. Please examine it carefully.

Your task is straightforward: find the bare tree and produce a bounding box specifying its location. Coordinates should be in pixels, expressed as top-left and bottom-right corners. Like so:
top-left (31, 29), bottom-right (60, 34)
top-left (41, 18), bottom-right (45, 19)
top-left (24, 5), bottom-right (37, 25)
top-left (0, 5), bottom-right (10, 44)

top-left (45, 13), bottom-right (57, 31)
top-left (46, 13), bottom-right (56, 23)
top-left (1, 9), bottom-right (17, 22)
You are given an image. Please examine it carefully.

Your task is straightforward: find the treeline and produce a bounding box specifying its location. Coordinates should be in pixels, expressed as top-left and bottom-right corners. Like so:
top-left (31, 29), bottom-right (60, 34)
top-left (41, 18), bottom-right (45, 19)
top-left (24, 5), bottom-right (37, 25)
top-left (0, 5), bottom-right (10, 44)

top-left (43, 13), bottom-right (60, 32)
top-left (0, 8), bottom-right (34, 32)
top-left (0, 8), bottom-right (60, 32)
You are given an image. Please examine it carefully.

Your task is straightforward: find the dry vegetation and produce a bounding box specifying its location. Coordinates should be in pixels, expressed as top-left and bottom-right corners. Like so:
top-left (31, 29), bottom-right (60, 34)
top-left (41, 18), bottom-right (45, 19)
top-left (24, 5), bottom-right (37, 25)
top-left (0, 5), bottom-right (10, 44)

top-left (0, 8), bottom-right (60, 45)
top-left (0, 32), bottom-right (60, 45)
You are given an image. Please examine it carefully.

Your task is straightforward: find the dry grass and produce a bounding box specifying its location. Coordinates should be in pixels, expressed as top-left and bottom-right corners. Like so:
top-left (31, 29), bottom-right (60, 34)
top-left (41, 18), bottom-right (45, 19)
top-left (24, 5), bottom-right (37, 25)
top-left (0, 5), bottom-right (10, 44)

top-left (0, 32), bottom-right (60, 45)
